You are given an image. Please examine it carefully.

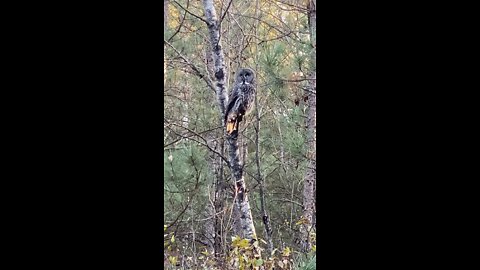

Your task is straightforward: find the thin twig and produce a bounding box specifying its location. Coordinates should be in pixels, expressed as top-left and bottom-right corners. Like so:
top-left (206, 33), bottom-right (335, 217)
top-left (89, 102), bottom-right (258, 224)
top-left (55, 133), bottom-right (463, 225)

top-left (172, 0), bottom-right (209, 24)
top-left (164, 39), bottom-right (216, 92)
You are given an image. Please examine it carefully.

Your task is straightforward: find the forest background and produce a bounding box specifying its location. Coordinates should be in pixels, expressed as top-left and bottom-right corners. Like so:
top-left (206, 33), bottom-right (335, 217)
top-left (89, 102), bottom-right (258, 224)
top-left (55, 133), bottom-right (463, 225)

top-left (164, 0), bottom-right (316, 269)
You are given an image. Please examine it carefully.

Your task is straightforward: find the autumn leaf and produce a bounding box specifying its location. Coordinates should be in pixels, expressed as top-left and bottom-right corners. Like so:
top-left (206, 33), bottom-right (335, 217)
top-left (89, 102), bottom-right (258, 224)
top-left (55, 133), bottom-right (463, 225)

top-left (238, 239), bottom-right (250, 248)
top-left (232, 236), bottom-right (250, 248)
top-left (168, 256), bottom-right (177, 265)
top-left (296, 217), bottom-right (309, 225)
top-left (282, 247), bottom-right (291, 257)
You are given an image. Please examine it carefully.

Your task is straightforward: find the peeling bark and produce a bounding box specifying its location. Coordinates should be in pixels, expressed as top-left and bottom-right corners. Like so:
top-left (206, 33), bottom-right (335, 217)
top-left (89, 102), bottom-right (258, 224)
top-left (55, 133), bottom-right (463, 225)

top-left (227, 135), bottom-right (257, 241)
top-left (203, 0), bottom-right (228, 118)
top-left (202, 0), bottom-right (229, 259)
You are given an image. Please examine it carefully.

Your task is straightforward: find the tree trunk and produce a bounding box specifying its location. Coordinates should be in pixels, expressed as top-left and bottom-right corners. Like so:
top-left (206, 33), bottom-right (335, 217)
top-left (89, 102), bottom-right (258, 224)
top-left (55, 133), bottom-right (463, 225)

top-left (203, 133), bottom-right (224, 257)
top-left (300, 0), bottom-right (316, 253)
top-left (226, 136), bottom-right (257, 241)
top-left (202, 0), bottom-right (227, 117)
top-left (202, 0), bottom-right (258, 245)
top-left (300, 75), bottom-right (316, 252)
top-left (252, 0), bottom-right (274, 254)
top-left (255, 91), bottom-right (274, 254)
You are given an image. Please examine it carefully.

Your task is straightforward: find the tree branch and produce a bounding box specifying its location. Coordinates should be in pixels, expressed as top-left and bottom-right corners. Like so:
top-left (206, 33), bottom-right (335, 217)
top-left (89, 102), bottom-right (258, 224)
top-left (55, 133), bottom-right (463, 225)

top-left (167, 0), bottom-right (189, 42)
top-left (219, 0), bottom-right (233, 25)
top-left (164, 39), bottom-right (216, 92)
top-left (165, 122), bottom-right (231, 168)
top-left (172, 0), bottom-right (209, 25)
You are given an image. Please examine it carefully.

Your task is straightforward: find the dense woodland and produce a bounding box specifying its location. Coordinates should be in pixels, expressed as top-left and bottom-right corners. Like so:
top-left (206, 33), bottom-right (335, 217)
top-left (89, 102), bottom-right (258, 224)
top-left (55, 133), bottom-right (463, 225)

top-left (164, 0), bottom-right (316, 269)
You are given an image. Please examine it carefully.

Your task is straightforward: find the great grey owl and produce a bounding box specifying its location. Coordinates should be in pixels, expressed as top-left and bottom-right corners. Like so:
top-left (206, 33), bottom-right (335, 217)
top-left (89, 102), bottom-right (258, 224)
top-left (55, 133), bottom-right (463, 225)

top-left (225, 68), bottom-right (256, 135)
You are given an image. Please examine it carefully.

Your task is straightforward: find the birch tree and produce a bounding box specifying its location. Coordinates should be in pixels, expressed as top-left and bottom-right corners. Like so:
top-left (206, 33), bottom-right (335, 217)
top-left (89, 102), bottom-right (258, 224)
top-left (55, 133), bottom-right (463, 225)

top-left (202, 0), bottom-right (258, 245)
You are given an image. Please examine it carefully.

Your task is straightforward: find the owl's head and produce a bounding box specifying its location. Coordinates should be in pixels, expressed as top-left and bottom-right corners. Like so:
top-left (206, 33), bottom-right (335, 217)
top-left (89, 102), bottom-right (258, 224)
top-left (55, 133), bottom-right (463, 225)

top-left (236, 68), bottom-right (255, 85)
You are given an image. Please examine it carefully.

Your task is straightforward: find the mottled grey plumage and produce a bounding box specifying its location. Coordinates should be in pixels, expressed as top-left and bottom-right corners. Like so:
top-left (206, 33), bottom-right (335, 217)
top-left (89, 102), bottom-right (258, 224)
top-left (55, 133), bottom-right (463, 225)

top-left (225, 68), bottom-right (256, 135)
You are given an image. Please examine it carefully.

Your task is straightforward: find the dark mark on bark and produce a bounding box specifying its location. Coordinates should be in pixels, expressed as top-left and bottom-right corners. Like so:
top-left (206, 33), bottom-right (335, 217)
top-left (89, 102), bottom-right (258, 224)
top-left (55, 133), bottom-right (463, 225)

top-left (215, 69), bottom-right (224, 80)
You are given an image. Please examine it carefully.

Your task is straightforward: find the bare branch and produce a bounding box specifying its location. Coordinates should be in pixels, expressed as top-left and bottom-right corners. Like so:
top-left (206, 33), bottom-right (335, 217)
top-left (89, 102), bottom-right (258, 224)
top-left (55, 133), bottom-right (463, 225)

top-left (164, 39), bottom-right (216, 92)
top-left (167, 0), bottom-right (189, 42)
top-left (165, 122), bottom-right (231, 168)
top-left (270, 198), bottom-right (303, 208)
top-left (219, 0), bottom-right (234, 25)
top-left (172, 0), bottom-right (209, 25)
top-left (164, 125), bottom-right (223, 148)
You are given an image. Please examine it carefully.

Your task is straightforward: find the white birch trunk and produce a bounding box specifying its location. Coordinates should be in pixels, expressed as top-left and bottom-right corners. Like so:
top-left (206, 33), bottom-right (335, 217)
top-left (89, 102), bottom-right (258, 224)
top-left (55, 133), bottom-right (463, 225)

top-left (203, 0), bottom-right (258, 245)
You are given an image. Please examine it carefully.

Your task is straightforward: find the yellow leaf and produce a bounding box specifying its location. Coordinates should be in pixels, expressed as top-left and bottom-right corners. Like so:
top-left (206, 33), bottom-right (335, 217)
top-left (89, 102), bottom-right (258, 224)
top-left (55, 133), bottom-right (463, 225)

top-left (312, 245), bottom-right (316, 251)
top-left (282, 247), bottom-right (291, 257)
top-left (237, 239), bottom-right (250, 248)
top-left (164, 225), bottom-right (167, 232)
top-left (171, 234), bottom-right (175, 243)
top-left (296, 217), bottom-right (308, 225)
top-left (168, 256), bottom-right (177, 265)
top-left (201, 249), bottom-right (209, 256)
top-left (232, 236), bottom-right (250, 248)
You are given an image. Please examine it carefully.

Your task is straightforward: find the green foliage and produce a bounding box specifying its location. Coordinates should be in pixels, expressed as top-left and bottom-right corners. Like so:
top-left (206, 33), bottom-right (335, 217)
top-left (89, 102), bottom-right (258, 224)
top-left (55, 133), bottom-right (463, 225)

top-left (261, 42), bottom-right (288, 93)
top-left (294, 255), bottom-right (316, 270)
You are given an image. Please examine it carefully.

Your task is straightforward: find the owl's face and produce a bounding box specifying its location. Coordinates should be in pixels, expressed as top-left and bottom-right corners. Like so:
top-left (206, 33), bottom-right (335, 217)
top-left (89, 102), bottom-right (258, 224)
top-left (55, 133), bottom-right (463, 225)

top-left (236, 68), bottom-right (255, 85)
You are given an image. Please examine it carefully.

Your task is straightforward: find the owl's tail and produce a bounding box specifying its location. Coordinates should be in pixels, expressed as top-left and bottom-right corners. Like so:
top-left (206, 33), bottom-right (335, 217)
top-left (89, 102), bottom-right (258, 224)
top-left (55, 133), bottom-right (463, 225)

top-left (226, 120), bottom-right (236, 134)
top-left (225, 113), bottom-right (242, 135)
